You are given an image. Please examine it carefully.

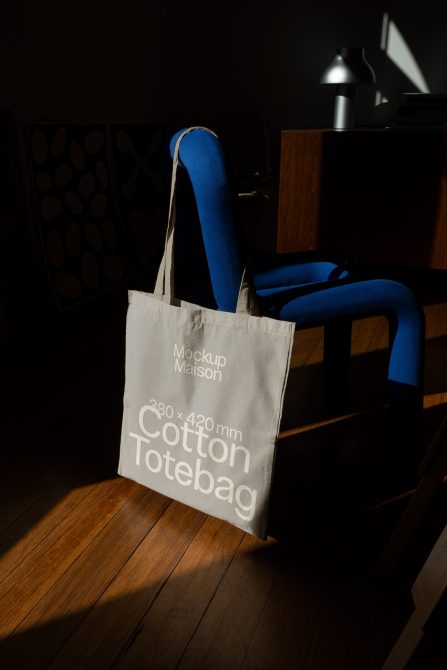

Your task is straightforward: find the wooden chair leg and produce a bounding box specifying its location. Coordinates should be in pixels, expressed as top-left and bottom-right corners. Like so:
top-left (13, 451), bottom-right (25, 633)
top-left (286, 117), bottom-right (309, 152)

top-left (376, 414), bottom-right (447, 577)
top-left (380, 609), bottom-right (424, 670)
top-left (375, 472), bottom-right (445, 577)
top-left (380, 522), bottom-right (447, 669)
top-left (323, 318), bottom-right (352, 415)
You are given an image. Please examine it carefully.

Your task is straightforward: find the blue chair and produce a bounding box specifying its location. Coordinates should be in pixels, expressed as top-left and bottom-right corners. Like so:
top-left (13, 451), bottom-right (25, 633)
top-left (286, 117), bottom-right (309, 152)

top-left (168, 127), bottom-right (425, 493)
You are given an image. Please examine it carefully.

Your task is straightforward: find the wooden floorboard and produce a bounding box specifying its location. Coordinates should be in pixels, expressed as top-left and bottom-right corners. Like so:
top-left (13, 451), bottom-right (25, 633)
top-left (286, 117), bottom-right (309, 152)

top-left (0, 281), bottom-right (446, 669)
top-left (0, 471), bottom-right (93, 583)
top-left (239, 549), bottom-right (330, 670)
top-left (114, 516), bottom-right (244, 670)
top-left (47, 502), bottom-right (206, 670)
top-left (0, 486), bottom-right (170, 669)
top-left (176, 533), bottom-right (280, 670)
top-left (0, 442), bottom-right (73, 536)
top-left (0, 476), bottom-right (135, 639)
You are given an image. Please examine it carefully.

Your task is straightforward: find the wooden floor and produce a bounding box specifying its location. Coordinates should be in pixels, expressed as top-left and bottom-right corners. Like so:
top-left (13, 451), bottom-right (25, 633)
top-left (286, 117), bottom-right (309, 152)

top-left (1, 277), bottom-right (447, 669)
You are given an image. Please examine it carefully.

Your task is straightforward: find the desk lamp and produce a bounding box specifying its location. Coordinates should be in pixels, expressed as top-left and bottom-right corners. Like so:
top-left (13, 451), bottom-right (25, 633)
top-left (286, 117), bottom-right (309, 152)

top-left (320, 47), bottom-right (376, 130)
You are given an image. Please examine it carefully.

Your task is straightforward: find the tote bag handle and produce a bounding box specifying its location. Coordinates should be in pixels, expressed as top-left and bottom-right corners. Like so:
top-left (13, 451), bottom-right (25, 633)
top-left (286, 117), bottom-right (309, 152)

top-left (154, 127), bottom-right (259, 316)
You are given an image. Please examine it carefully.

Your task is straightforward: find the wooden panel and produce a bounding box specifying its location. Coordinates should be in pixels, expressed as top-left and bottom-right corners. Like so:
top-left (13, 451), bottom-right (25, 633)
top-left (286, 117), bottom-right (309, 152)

top-left (426, 169), bottom-right (447, 269)
top-left (426, 129), bottom-right (447, 268)
top-left (280, 327), bottom-right (325, 432)
top-left (277, 130), bottom-right (324, 253)
top-left (277, 129), bottom-right (447, 270)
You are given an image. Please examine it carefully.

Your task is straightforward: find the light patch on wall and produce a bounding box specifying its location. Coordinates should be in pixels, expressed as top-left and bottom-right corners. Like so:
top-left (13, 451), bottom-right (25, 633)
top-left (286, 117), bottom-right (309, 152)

top-left (375, 90), bottom-right (389, 106)
top-left (381, 13), bottom-right (430, 93)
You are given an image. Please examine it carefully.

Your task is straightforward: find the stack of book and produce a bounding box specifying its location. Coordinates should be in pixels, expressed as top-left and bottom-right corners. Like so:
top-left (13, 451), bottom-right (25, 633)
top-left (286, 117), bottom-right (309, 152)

top-left (388, 93), bottom-right (447, 130)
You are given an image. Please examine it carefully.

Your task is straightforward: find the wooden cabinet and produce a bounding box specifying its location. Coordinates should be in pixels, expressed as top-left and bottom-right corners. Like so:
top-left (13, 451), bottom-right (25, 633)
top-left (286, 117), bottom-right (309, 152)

top-left (277, 129), bottom-right (447, 270)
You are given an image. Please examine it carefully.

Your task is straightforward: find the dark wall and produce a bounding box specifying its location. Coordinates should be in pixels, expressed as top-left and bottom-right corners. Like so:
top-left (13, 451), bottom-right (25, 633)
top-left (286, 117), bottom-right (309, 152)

top-left (1, 0), bottom-right (167, 123)
top-left (2, 0), bottom-right (447, 172)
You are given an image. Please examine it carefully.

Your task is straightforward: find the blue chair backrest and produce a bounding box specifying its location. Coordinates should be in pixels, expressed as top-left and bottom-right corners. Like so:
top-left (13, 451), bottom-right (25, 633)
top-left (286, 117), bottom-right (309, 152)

top-left (170, 128), bottom-right (245, 312)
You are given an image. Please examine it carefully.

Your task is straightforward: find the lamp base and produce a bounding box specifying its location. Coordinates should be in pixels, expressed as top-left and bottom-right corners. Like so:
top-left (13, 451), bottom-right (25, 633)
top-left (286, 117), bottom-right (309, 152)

top-left (333, 84), bottom-right (357, 130)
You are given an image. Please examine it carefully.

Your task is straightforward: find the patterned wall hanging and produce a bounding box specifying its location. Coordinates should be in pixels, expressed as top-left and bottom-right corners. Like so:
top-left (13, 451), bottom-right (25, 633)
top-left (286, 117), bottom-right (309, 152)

top-left (27, 124), bottom-right (133, 310)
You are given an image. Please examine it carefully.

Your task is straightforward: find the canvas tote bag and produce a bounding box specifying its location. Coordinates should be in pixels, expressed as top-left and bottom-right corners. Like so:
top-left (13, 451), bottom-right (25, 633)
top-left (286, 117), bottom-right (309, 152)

top-left (119, 127), bottom-right (295, 538)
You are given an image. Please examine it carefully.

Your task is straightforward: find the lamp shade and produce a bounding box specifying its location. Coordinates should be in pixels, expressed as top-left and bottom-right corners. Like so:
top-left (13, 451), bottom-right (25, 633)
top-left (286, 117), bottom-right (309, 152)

top-left (320, 47), bottom-right (376, 129)
top-left (320, 47), bottom-right (376, 86)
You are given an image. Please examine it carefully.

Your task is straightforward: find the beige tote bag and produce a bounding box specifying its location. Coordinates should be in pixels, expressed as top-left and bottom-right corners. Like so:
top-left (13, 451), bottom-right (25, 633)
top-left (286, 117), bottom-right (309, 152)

top-left (119, 127), bottom-right (294, 538)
